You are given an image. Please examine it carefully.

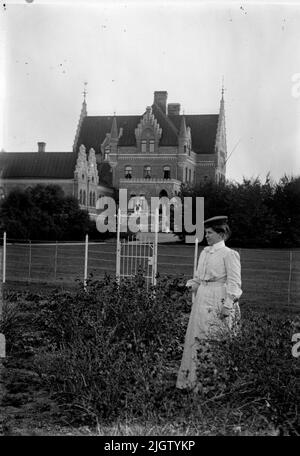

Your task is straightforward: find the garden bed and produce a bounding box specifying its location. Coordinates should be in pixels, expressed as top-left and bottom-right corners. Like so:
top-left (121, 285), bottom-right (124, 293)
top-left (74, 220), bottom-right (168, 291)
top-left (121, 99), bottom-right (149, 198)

top-left (0, 277), bottom-right (299, 436)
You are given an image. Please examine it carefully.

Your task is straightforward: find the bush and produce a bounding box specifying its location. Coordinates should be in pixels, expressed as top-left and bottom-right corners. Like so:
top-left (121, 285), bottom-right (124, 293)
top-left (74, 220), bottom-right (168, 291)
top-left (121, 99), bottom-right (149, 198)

top-left (2, 277), bottom-right (298, 434)
top-left (33, 273), bottom-right (190, 423)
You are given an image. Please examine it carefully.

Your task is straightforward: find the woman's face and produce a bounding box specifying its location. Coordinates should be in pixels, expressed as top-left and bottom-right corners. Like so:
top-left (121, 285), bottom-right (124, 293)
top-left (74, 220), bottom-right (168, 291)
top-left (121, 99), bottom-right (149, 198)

top-left (205, 227), bottom-right (224, 246)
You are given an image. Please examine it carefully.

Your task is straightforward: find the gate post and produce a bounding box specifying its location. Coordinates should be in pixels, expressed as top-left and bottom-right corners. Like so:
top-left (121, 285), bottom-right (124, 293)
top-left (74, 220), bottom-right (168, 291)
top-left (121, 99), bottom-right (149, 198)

top-left (116, 208), bottom-right (121, 283)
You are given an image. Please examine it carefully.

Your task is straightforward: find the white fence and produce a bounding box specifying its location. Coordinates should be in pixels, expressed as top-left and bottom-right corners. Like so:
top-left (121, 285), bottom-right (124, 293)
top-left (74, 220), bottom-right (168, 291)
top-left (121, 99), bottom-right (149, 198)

top-left (0, 232), bottom-right (299, 306)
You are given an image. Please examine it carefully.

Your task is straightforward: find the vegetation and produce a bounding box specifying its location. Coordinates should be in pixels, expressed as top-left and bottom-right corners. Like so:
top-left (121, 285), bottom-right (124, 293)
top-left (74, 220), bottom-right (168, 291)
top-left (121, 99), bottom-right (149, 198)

top-left (179, 174), bottom-right (300, 247)
top-left (0, 275), bottom-right (298, 436)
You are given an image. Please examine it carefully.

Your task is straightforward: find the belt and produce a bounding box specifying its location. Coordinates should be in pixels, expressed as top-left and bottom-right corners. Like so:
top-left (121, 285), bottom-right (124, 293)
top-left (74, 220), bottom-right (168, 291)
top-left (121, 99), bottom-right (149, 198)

top-left (199, 280), bottom-right (226, 287)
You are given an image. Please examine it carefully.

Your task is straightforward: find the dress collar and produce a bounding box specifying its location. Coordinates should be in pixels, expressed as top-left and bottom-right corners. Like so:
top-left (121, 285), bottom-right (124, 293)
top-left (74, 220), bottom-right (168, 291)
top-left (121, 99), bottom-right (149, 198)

top-left (204, 240), bottom-right (225, 253)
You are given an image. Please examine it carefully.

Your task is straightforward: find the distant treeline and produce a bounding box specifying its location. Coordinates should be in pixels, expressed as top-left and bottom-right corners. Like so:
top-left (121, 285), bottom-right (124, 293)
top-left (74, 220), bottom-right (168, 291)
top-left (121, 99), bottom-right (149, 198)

top-left (179, 174), bottom-right (300, 248)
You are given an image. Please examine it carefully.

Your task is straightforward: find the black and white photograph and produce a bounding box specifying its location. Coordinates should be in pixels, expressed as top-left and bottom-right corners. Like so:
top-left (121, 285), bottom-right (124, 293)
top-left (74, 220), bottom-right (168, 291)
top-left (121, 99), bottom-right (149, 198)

top-left (0, 0), bottom-right (299, 440)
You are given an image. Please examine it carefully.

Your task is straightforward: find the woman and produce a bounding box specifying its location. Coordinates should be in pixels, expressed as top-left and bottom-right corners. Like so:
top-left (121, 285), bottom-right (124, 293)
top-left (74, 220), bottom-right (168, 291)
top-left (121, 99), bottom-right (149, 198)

top-left (176, 216), bottom-right (242, 391)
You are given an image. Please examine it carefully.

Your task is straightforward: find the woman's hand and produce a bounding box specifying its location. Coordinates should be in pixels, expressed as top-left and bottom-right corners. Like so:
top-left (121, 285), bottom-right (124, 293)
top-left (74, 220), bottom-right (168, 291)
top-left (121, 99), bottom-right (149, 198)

top-left (186, 279), bottom-right (199, 292)
top-left (220, 306), bottom-right (231, 319)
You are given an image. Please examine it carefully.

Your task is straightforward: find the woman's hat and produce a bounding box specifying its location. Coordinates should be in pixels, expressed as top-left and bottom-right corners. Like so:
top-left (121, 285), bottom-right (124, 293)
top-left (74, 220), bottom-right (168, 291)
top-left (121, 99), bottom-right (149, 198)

top-left (204, 215), bottom-right (228, 228)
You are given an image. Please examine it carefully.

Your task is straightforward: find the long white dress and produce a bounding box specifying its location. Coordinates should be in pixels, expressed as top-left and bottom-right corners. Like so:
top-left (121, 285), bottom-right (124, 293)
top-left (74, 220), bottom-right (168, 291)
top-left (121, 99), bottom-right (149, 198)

top-left (176, 240), bottom-right (242, 390)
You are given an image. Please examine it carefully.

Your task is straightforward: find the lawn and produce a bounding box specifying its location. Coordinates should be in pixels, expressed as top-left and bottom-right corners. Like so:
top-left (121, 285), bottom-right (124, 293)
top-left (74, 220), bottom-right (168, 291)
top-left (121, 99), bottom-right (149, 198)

top-left (3, 241), bottom-right (300, 310)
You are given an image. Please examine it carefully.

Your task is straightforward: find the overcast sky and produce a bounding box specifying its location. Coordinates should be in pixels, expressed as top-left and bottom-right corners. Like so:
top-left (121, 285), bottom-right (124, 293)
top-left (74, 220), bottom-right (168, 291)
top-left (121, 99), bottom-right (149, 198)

top-left (1, 0), bottom-right (300, 182)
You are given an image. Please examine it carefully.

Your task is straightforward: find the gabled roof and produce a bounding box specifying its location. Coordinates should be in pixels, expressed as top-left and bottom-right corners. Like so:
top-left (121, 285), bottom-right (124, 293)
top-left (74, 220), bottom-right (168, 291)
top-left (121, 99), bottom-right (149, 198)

top-left (76, 116), bottom-right (141, 153)
top-left (0, 152), bottom-right (78, 179)
top-left (169, 114), bottom-right (219, 154)
top-left (76, 109), bottom-right (219, 155)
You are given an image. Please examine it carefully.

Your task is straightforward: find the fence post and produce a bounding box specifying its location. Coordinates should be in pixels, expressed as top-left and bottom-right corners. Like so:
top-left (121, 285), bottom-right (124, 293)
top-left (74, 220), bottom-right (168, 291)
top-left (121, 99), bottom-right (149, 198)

top-left (84, 234), bottom-right (89, 289)
top-left (54, 241), bottom-right (58, 280)
top-left (152, 208), bottom-right (159, 286)
top-left (288, 250), bottom-right (292, 306)
top-left (192, 237), bottom-right (199, 304)
top-left (116, 208), bottom-right (121, 283)
top-left (28, 240), bottom-right (31, 280)
top-left (2, 232), bottom-right (6, 284)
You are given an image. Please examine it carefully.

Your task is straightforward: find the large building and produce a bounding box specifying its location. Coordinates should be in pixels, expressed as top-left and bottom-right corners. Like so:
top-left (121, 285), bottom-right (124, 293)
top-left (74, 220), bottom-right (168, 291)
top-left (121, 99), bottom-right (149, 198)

top-left (0, 89), bottom-right (227, 213)
top-left (75, 89), bottom-right (227, 207)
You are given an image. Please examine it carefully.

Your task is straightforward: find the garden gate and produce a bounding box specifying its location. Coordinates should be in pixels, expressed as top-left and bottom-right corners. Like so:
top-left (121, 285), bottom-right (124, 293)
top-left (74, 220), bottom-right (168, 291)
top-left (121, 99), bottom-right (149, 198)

top-left (116, 209), bottom-right (158, 286)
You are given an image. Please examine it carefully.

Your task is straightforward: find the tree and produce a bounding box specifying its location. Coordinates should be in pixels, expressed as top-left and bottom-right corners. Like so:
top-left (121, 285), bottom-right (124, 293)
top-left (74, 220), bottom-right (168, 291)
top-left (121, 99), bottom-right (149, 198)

top-left (272, 175), bottom-right (300, 247)
top-left (0, 185), bottom-right (91, 241)
top-left (178, 174), bottom-right (300, 248)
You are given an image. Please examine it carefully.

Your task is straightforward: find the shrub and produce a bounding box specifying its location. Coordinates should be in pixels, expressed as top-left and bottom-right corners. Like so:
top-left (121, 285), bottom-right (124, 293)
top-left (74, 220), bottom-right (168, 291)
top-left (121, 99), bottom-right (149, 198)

top-left (33, 273), bottom-right (190, 423)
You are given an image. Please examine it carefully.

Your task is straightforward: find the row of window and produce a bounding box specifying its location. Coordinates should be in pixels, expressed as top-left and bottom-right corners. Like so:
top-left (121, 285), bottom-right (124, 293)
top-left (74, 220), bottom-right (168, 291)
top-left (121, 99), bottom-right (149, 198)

top-left (79, 189), bottom-right (96, 207)
top-left (125, 166), bottom-right (171, 180)
top-left (105, 141), bottom-right (191, 155)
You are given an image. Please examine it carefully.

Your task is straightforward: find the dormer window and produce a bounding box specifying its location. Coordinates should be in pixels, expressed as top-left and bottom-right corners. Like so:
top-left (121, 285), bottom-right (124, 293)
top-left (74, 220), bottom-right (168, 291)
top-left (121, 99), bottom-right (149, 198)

top-left (149, 140), bottom-right (155, 153)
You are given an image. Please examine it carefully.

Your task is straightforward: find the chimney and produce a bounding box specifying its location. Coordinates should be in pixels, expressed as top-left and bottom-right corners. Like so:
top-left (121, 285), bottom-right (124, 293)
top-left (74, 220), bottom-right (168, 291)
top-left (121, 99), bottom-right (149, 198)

top-left (153, 91), bottom-right (168, 114)
top-left (167, 103), bottom-right (181, 116)
top-left (38, 142), bottom-right (46, 153)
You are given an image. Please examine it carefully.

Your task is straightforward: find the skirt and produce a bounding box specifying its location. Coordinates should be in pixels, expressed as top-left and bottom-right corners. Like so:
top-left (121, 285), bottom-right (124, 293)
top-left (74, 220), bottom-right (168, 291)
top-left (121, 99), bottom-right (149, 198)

top-left (176, 282), bottom-right (240, 390)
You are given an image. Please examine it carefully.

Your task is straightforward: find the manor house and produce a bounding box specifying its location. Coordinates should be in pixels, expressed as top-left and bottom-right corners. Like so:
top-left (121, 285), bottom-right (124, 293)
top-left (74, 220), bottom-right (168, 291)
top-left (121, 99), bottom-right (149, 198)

top-left (0, 89), bottom-right (227, 214)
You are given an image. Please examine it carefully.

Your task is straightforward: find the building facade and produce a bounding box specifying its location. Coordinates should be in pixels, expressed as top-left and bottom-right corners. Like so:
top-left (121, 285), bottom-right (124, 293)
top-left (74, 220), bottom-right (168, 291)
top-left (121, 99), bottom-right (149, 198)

top-left (0, 89), bottom-right (227, 215)
top-left (74, 89), bottom-right (227, 207)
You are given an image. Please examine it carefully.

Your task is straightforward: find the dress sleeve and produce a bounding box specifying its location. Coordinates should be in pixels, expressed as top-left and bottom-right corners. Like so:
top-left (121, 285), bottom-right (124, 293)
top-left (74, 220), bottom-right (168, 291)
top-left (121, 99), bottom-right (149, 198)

top-left (223, 249), bottom-right (242, 309)
top-left (186, 250), bottom-right (205, 290)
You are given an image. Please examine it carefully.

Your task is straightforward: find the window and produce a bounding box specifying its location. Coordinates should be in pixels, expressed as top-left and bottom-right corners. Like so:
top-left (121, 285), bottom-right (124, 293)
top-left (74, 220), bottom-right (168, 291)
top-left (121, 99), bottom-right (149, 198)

top-left (104, 147), bottom-right (110, 160)
top-left (125, 166), bottom-right (132, 179)
top-left (89, 192), bottom-right (93, 206)
top-left (82, 174), bottom-right (85, 180)
top-left (185, 168), bottom-right (188, 182)
top-left (193, 170), bottom-right (196, 182)
top-left (83, 190), bottom-right (86, 205)
top-left (92, 176), bottom-right (94, 183)
top-left (149, 140), bottom-right (155, 153)
top-left (141, 140), bottom-right (147, 153)
top-left (184, 145), bottom-right (187, 154)
top-left (189, 169), bottom-right (191, 182)
top-left (79, 189), bottom-right (83, 204)
top-left (163, 166), bottom-right (170, 179)
top-left (144, 166), bottom-right (151, 179)
top-left (93, 192), bottom-right (96, 207)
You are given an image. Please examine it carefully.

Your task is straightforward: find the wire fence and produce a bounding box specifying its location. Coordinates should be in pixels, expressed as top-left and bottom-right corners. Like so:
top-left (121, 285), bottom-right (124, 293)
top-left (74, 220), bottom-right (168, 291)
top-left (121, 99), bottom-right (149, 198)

top-left (0, 234), bottom-right (299, 307)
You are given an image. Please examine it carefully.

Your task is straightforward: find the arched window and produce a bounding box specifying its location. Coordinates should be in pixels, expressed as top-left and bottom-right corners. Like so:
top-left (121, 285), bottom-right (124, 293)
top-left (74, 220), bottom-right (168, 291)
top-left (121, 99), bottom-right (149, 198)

top-left (163, 166), bottom-right (170, 179)
top-left (83, 190), bottom-right (86, 205)
top-left (79, 189), bottom-right (83, 204)
top-left (184, 145), bottom-right (187, 154)
top-left (82, 173), bottom-right (85, 180)
top-left (144, 166), bottom-right (151, 178)
top-left (125, 166), bottom-right (132, 179)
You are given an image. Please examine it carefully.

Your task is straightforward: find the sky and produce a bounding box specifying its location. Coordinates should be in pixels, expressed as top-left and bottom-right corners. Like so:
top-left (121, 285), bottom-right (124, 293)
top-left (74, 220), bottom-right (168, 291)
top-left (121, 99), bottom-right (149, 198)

top-left (1, 0), bottom-right (300, 182)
